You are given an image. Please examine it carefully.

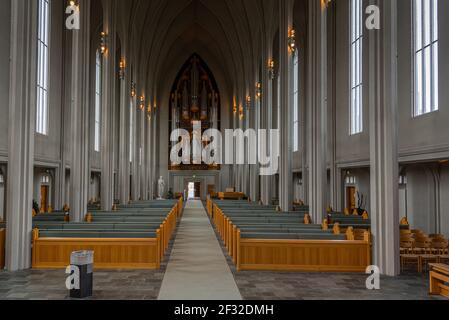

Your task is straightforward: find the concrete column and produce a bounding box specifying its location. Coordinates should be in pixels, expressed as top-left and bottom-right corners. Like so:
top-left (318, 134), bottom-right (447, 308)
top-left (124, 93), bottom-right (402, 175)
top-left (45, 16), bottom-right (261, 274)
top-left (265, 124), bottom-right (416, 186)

top-left (148, 105), bottom-right (156, 200)
top-left (118, 47), bottom-right (130, 205)
top-left (152, 105), bottom-right (157, 199)
top-left (69, 0), bottom-right (91, 222)
top-left (140, 98), bottom-right (146, 200)
top-left (56, 25), bottom-right (72, 209)
top-left (135, 99), bottom-right (141, 201)
top-left (368, 0), bottom-right (400, 276)
top-left (151, 99), bottom-right (158, 198)
top-left (260, 40), bottom-right (273, 205)
top-left (249, 79), bottom-right (260, 202)
top-left (144, 102), bottom-right (152, 201)
top-left (230, 101), bottom-right (236, 190)
top-left (327, 1), bottom-right (339, 210)
top-left (130, 94), bottom-right (138, 201)
top-left (279, 0), bottom-right (294, 212)
top-left (100, 0), bottom-right (116, 211)
top-left (306, 0), bottom-right (328, 223)
top-left (5, 0), bottom-right (37, 271)
top-left (235, 95), bottom-right (242, 192)
top-left (242, 93), bottom-right (250, 196)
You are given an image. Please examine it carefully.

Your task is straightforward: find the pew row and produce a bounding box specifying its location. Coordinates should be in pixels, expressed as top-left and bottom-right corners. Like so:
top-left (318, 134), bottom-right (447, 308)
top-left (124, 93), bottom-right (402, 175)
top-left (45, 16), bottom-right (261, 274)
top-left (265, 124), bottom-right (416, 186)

top-left (217, 192), bottom-right (246, 200)
top-left (31, 198), bottom-right (182, 270)
top-left (210, 200), bottom-right (372, 273)
top-left (32, 231), bottom-right (161, 270)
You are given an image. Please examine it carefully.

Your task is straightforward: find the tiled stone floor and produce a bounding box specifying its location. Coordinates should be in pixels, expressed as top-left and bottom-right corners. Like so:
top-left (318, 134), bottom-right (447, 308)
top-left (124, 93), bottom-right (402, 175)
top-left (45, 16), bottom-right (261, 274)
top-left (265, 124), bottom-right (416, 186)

top-left (0, 254), bottom-right (443, 300)
top-left (214, 224), bottom-right (443, 300)
top-left (0, 223), bottom-right (180, 300)
top-left (0, 269), bottom-right (164, 300)
top-left (232, 270), bottom-right (440, 300)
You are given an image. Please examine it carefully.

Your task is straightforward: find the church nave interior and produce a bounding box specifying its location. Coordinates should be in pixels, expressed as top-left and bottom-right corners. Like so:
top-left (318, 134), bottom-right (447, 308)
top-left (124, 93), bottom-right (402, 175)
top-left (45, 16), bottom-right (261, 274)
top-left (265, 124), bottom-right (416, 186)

top-left (0, 0), bottom-right (448, 302)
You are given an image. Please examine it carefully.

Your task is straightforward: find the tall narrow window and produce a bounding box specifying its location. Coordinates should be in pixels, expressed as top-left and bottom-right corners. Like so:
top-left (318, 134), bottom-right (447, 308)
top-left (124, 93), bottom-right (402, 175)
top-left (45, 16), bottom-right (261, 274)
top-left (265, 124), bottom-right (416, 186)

top-left (414, 0), bottom-right (438, 117)
top-left (36, 0), bottom-right (50, 135)
top-left (293, 53), bottom-right (300, 152)
top-left (350, 0), bottom-right (363, 135)
top-left (94, 50), bottom-right (101, 152)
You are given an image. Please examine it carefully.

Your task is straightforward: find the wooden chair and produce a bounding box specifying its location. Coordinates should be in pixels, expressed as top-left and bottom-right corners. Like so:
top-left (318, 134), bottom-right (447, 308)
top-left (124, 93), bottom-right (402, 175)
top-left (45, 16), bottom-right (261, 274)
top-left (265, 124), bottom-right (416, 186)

top-left (431, 240), bottom-right (448, 254)
top-left (412, 229), bottom-right (427, 238)
top-left (432, 241), bottom-right (449, 264)
top-left (415, 240), bottom-right (439, 272)
top-left (400, 241), bottom-right (421, 273)
top-left (400, 234), bottom-right (415, 243)
top-left (413, 237), bottom-right (431, 254)
top-left (430, 234), bottom-right (447, 242)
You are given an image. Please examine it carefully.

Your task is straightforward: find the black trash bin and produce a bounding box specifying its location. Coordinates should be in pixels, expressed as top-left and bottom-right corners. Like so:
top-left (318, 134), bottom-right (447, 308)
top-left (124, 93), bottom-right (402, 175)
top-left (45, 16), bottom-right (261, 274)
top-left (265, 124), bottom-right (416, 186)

top-left (69, 250), bottom-right (94, 299)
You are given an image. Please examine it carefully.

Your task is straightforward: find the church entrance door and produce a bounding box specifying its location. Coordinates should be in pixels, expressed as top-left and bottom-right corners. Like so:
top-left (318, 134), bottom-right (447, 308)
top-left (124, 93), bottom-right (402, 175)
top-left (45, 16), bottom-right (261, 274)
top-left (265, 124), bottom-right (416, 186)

top-left (40, 185), bottom-right (49, 212)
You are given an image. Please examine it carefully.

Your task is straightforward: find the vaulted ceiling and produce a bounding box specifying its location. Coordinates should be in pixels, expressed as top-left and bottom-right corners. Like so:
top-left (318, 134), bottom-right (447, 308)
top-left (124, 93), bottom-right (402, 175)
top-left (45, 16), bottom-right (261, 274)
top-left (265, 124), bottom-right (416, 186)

top-left (116, 0), bottom-right (280, 103)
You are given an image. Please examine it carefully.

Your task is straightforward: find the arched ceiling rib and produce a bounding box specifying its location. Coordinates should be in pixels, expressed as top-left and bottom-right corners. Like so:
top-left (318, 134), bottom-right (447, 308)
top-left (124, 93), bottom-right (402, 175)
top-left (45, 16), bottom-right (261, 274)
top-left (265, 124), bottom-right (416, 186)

top-left (120, 0), bottom-right (267, 103)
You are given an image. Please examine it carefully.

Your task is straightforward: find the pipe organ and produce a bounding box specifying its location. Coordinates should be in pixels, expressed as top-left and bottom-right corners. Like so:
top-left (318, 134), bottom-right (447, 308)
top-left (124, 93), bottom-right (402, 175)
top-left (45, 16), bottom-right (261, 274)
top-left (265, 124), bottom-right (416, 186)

top-left (169, 54), bottom-right (220, 170)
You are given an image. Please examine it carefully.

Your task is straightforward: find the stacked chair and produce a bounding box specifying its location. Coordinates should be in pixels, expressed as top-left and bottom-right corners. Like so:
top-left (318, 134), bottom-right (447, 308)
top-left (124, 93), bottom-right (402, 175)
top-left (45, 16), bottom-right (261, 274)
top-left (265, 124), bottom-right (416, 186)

top-left (400, 228), bottom-right (449, 273)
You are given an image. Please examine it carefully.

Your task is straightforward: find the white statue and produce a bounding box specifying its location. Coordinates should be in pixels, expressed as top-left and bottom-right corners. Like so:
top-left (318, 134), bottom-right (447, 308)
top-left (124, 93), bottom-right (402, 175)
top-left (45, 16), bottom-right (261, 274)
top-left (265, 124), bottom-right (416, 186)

top-left (157, 176), bottom-right (166, 199)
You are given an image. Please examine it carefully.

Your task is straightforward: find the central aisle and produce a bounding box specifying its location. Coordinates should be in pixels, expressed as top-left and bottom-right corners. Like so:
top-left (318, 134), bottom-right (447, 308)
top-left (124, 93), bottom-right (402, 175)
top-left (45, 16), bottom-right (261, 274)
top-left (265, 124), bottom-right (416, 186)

top-left (158, 200), bottom-right (242, 300)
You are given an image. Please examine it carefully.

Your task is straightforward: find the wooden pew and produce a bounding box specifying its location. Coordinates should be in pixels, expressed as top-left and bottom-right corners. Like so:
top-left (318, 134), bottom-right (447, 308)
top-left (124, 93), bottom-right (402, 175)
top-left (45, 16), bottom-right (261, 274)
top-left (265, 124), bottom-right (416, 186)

top-left (211, 200), bottom-right (372, 273)
top-left (32, 200), bottom-right (182, 270)
top-left (32, 229), bottom-right (161, 270)
top-left (429, 263), bottom-right (449, 299)
top-left (217, 192), bottom-right (245, 200)
top-left (206, 196), bottom-right (213, 217)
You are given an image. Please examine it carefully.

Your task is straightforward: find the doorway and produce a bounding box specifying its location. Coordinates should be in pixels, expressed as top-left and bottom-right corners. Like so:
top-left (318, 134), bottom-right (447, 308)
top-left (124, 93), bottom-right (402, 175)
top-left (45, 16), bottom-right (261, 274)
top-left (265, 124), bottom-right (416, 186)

top-left (194, 182), bottom-right (201, 198)
top-left (0, 172), bottom-right (4, 222)
top-left (346, 186), bottom-right (356, 210)
top-left (188, 182), bottom-right (195, 199)
top-left (187, 182), bottom-right (202, 199)
top-left (40, 185), bottom-right (49, 212)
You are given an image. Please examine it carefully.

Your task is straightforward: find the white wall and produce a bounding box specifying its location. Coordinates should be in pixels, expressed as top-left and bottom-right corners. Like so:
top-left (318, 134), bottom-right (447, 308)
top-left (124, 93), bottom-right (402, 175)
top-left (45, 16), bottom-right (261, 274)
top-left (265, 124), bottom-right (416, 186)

top-left (405, 164), bottom-right (449, 238)
top-left (406, 165), bottom-right (437, 234)
top-left (439, 166), bottom-right (449, 238)
top-left (398, 0), bottom-right (449, 161)
top-left (89, 173), bottom-right (101, 202)
top-left (0, 0), bottom-right (11, 158)
top-left (334, 0), bottom-right (449, 164)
